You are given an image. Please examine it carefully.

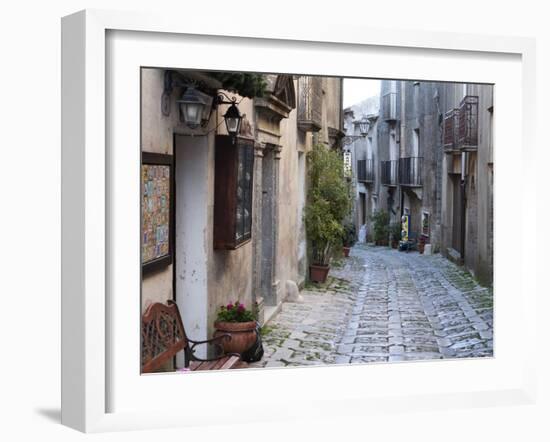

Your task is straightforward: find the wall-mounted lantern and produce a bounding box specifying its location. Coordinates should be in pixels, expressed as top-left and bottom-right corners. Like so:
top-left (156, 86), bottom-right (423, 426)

top-left (342, 115), bottom-right (369, 148)
top-left (213, 92), bottom-right (243, 143)
top-left (161, 70), bottom-right (243, 142)
top-left (222, 101), bottom-right (243, 139)
top-left (176, 86), bottom-right (208, 129)
top-left (359, 117), bottom-right (370, 136)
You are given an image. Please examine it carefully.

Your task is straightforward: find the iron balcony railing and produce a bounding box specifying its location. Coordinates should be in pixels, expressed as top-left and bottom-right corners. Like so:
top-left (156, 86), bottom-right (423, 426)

top-left (444, 95), bottom-right (479, 153)
top-left (357, 159), bottom-right (374, 183)
top-left (398, 157), bottom-right (423, 187)
top-left (458, 95), bottom-right (479, 151)
top-left (297, 76), bottom-right (322, 133)
top-left (381, 160), bottom-right (398, 186)
top-left (382, 92), bottom-right (398, 122)
top-left (443, 108), bottom-right (459, 153)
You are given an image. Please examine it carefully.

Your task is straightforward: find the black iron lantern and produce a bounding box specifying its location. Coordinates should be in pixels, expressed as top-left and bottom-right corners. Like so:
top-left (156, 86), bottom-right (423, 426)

top-left (177, 86), bottom-right (208, 129)
top-left (359, 117), bottom-right (369, 136)
top-left (223, 102), bottom-right (242, 138)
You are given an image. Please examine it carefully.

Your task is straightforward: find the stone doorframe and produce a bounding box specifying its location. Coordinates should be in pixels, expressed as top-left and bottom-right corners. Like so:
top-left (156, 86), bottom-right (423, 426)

top-left (252, 142), bottom-right (283, 321)
top-left (251, 74), bottom-right (295, 324)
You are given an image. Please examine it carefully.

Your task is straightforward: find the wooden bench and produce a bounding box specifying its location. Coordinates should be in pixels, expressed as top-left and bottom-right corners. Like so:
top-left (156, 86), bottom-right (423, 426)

top-left (141, 300), bottom-right (246, 373)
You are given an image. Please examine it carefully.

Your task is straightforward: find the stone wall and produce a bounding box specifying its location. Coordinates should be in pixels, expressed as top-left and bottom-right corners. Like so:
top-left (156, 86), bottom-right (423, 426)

top-left (438, 82), bottom-right (494, 285)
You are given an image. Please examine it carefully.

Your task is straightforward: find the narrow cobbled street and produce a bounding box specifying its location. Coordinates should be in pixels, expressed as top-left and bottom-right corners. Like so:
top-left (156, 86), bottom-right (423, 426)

top-left (251, 244), bottom-right (493, 368)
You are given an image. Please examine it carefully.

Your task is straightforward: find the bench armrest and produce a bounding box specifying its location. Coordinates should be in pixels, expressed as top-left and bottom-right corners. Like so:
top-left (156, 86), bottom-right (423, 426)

top-left (188, 334), bottom-right (230, 346)
top-left (187, 334), bottom-right (234, 360)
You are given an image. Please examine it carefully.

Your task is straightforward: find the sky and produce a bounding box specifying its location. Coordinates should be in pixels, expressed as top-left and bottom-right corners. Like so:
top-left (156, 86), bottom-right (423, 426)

top-left (343, 78), bottom-right (381, 109)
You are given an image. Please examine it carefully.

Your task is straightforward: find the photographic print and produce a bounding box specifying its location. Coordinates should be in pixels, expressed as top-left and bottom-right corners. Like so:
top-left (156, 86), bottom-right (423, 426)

top-left (140, 68), bottom-right (493, 374)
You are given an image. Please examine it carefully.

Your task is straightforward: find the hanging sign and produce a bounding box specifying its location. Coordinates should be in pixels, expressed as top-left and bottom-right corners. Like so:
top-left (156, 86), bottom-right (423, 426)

top-left (141, 152), bottom-right (174, 274)
top-left (401, 214), bottom-right (410, 242)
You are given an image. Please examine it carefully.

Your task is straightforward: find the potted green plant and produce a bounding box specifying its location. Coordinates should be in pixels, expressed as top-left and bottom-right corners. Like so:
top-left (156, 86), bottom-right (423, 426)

top-left (213, 301), bottom-right (257, 355)
top-left (390, 222), bottom-right (402, 249)
top-left (305, 143), bottom-right (353, 283)
top-left (370, 209), bottom-right (390, 246)
top-left (342, 221), bottom-right (356, 257)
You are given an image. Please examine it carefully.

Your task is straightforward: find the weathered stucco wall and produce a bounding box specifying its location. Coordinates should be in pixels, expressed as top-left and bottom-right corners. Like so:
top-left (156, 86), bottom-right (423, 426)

top-left (140, 68), bottom-right (179, 311)
top-left (325, 77), bottom-right (343, 133)
top-left (276, 88), bottom-right (301, 293)
top-left (467, 83), bottom-right (493, 285)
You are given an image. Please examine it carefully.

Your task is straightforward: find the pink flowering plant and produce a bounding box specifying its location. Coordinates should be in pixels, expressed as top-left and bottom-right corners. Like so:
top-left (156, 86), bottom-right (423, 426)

top-left (216, 300), bottom-right (255, 323)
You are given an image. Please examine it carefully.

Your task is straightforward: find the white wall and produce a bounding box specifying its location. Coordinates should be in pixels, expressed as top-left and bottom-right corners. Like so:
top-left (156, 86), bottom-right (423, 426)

top-left (174, 134), bottom-right (210, 361)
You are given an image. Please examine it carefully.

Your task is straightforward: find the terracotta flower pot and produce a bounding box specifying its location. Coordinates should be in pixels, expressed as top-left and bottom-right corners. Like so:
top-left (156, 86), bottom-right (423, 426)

top-left (343, 246), bottom-right (351, 257)
top-left (213, 321), bottom-right (257, 355)
top-left (309, 264), bottom-right (330, 283)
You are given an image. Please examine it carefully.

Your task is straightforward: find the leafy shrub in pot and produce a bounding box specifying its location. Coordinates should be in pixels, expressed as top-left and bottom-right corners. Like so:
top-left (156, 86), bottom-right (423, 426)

top-left (390, 222), bottom-right (402, 248)
top-left (304, 144), bottom-right (352, 281)
top-left (370, 209), bottom-right (390, 246)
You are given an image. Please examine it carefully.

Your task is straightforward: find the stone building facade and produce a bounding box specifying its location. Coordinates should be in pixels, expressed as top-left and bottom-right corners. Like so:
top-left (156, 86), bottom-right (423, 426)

top-left (140, 69), bottom-right (343, 362)
top-left (348, 79), bottom-right (493, 286)
top-left (343, 96), bottom-right (380, 239)
top-left (439, 83), bottom-right (494, 285)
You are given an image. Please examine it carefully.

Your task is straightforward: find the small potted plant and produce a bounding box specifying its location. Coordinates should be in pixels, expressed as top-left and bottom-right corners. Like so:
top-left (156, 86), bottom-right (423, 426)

top-left (370, 209), bottom-right (390, 246)
top-left (213, 301), bottom-right (257, 355)
top-left (390, 222), bottom-right (401, 249)
top-left (342, 221), bottom-right (356, 257)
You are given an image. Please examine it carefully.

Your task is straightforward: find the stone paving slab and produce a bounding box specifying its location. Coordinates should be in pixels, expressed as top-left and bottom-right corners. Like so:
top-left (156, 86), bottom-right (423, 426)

top-left (250, 244), bottom-right (493, 368)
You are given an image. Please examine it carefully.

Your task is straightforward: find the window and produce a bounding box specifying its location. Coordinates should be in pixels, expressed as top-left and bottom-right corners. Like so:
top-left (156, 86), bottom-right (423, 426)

top-left (213, 135), bottom-right (255, 249)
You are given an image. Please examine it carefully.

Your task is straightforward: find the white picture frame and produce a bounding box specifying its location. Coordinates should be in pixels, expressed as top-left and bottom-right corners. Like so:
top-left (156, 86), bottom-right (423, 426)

top-left (61, 9), bottom-right (537, 433)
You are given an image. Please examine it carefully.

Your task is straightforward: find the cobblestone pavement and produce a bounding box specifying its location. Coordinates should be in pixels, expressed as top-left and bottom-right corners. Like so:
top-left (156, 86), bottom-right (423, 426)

top-left (250, 244), bottom-right (493, 368)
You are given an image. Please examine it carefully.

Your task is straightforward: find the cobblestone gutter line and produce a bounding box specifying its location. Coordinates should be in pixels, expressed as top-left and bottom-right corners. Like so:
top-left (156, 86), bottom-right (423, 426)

top-left (250, 245), bottom-right (493, 369)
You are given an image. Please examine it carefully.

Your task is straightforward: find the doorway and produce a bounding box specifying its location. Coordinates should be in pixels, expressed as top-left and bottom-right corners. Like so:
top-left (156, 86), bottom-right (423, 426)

top-left (451, 174), bottom-right (464, 256)
top-left (261, 145), bottom-right (278, 307)
top-left (359, 192), bottom-right (366, 225)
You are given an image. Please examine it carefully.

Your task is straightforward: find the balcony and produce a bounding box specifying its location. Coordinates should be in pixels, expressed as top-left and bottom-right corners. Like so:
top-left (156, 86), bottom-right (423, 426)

top-left (398, 157), bottom-right (423, 187)
top-left (381, 160), bottom-right (398, 187)
top-left (458, 95), bottom-right (479, 151)
top-left (443, 108), bottom-right (459, 153)
top-left (382, 92), bottom-right (398, 122)
top-left (357, 159), bottom-right (374, 183)
top-left (297, 76), bottom-right (322, 132)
